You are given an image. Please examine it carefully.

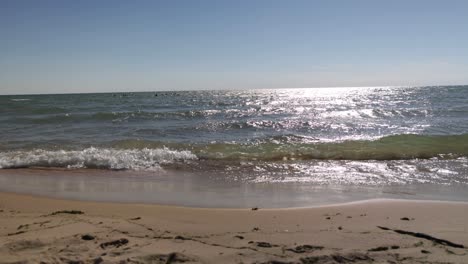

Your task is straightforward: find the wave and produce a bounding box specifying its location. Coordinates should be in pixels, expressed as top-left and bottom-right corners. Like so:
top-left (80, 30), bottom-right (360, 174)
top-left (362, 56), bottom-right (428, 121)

top-left (4, 109), bottom-right (227, 124)
top-left (320, 108), bottom-right (431, 119)
top-left (1, 134), bottom-right (467, 170)
top-left (10, 98), bottom-right (31, 102)
top-left (1, 105), bottom-right (436, 126)
top-left (108, 134), bottom-right (468, 161)
top-left (187, 134), bottom-right (468, 161)
top-left (0, 147), bottom-right (197, 170)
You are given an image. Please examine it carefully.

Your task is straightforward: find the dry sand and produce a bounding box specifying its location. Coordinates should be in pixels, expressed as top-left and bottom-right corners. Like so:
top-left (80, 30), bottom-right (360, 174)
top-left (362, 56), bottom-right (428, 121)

top-left (0, 192), bottom-right (467, 263)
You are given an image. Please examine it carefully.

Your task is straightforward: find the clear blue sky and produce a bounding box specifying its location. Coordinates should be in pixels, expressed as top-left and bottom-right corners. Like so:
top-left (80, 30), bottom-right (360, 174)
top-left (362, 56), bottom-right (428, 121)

top-left (1, 0), bottom-right (467, 94)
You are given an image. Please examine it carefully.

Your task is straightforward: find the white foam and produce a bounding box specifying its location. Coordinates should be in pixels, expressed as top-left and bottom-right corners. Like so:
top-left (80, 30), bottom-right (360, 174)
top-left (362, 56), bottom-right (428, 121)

top-left (0, 147), bottom-right (197, 171)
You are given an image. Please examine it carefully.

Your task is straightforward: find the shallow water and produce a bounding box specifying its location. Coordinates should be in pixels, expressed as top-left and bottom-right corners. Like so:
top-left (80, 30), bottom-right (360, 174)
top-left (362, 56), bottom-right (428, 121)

top-left (1, 168), bottom-right (467, 208)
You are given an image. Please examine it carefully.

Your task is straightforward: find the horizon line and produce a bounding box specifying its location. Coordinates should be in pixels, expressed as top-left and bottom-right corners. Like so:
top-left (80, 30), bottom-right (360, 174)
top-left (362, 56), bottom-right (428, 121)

top-left (1, 84), bottom-right (467, 96)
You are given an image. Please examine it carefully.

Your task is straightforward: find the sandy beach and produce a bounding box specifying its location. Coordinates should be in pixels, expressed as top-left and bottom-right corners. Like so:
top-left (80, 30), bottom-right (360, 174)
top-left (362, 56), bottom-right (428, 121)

top-left (0, 192), bottom-right (467, 263)
top-left (2, 0), bottom-right (468, 263)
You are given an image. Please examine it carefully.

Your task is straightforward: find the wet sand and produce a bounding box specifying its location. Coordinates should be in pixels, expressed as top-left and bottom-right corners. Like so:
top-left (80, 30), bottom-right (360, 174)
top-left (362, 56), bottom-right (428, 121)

top-left (1, 192), bottom-right (467, 263)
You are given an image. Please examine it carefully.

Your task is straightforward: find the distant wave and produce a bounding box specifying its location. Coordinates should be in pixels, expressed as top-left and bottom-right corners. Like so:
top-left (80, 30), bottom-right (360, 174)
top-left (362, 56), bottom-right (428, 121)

top-left (10, 98), bottom-right (31, 101)
top-left (3, 109), bottom-right (225, 124)
top-left (2, 106), bottom-right (437, 126)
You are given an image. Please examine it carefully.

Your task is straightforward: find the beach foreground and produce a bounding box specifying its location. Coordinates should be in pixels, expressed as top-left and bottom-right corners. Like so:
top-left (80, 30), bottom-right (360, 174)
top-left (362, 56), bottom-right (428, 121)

top-left (0, 192), bottom-right (467, 264)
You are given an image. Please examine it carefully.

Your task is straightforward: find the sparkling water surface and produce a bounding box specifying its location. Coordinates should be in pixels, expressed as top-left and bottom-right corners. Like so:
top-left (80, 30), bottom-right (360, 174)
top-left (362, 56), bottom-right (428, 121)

top-left (1, 86), bottom-right (468, 206)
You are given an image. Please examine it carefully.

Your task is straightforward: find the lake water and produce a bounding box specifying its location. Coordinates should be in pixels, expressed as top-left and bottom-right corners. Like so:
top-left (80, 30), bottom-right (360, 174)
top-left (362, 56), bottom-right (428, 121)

top-left (1, 86), bottom-right (467, 207)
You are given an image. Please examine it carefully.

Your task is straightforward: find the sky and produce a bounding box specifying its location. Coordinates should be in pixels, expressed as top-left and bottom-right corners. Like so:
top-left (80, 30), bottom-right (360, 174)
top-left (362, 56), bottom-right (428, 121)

top-left (1, 0), bottom-right (468, 95)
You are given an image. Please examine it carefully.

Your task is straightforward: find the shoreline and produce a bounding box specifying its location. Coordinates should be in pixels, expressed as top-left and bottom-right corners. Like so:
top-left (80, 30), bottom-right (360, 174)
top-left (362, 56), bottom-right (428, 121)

top-left (3, 189), bottom-right (468, 210)
top-left (1, 192), bottom-right (468, 263)
top-left (2, 168), bottom-right (468, 209)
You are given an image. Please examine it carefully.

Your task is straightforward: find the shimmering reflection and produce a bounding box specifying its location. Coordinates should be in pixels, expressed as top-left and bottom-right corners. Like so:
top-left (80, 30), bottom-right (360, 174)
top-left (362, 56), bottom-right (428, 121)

top-left (1, 86), bottom-right (468, 206)
top-left (1, 168), bottom-right (467, 208)
top-left (192, 158), bottom-right (468, 186)
top-left (1, 86), bottom-right (462, 151)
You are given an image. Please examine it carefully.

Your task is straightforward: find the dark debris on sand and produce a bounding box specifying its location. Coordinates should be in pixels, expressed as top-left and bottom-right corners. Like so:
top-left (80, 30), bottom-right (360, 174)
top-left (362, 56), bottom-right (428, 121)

top-left (286, 245), bottom-right (324, 253)
top-left (50, 210), bottom-right (84, 216)
top-left (7, 230), bottom-right (26, 236)
top-left (261, 253), bottom-right (373, 264)
top-left (135, 252), bottom-right (194, 264)
top-left (99, 238), bottom-right (129, 249)
top-left (174, 235), bottom-right (191, 241)
top-left (81, 234), bottom-right (95, 241)
top-left (301, 253), bottom-right (373, 264)
top-left (377, 226), bottom-right (465, 248)
top-left (368, 246), bottom-right (389, 252)
top-left (248, 241), bottom-right (278, 248)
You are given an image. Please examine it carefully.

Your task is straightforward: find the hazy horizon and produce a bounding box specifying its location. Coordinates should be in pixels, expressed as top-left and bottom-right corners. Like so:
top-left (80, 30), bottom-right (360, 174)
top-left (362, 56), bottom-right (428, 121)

top-left (2, 84), bottom-right (468, 96)
top-left (2, 0), bottom-right (468, 95)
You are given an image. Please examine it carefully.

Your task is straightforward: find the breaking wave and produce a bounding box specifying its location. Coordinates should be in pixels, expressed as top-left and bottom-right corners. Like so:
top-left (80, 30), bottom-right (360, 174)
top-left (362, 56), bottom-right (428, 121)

top-left (1, 134), bottom-right (467, 170)
top-left (0, 147), bottom-right (197, 170)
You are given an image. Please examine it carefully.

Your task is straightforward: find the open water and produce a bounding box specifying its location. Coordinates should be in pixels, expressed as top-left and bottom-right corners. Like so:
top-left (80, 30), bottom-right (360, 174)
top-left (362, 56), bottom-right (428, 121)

top-left (1, 86), bottom-right (467, 206)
